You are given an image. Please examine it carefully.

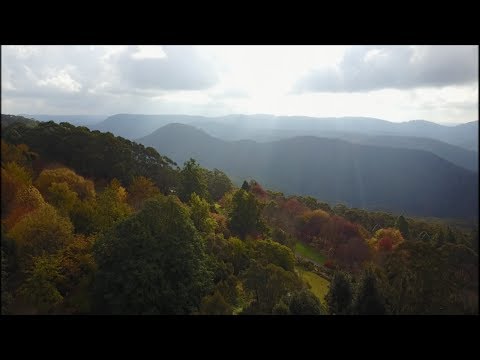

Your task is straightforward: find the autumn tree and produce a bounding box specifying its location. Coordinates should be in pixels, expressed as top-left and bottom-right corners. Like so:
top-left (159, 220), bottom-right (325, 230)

top-left (46, 181), bottom-right (79, 216)
top-left (1, 162), bottom-right (32, 215)
top-left (94, 179), bottom-right (132, 232)
top-left (35, 167), bottom-right (95, 201)
top-left (3, 185), bottom-right (46, 230)
top-left (8, 204), bottom-right (74, 266)
top-left (127, 176), bottom-right (160, 211)
top-left (369, 228), bottom-right (404, 253)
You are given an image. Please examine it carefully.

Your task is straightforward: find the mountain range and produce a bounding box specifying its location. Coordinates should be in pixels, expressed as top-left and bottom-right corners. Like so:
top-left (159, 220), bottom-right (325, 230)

top-left (138, 123), bottom-right (478, 219)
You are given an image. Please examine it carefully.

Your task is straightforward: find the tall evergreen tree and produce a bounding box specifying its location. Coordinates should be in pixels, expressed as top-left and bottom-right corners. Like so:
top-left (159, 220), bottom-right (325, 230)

top-left (241, 180), bottom-right (250, 191)
top-left (353, 268), bottom-right (386, 315)
top-left (228, 189), bottom-right (265, 239)
top-left (395, 215), bottom-right (409, 240)
top-left (179, 159), bottom-right (208, 202)
top-left (326, 271), bottom-right (353, 315)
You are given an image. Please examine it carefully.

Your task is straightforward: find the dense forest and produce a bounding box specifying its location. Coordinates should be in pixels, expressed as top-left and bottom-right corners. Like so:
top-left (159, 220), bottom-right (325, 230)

top-left (1, 115), bottom-right (478, 315)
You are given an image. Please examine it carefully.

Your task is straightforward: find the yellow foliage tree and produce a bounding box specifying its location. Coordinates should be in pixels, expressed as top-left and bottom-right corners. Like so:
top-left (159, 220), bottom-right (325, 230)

top-left (35, 167), bottom-right (95, 200)
top-left (369, 228), bottom-right (405, 252)
top-left (46, 181), bottom-right (79, 216)
top-left (94, 179), bottom-right (132, 231)
top-left (8, 203), bottom-right (74, 266)
top-left (3, 185), bottom-right (46, 230)
top-left (1, 162), bottom-right (32, 216)
top-left (127, 176), bottom-right (160, 211)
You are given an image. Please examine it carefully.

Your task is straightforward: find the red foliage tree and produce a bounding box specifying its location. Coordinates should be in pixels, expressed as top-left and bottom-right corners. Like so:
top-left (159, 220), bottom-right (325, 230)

top-left (378, 236), bottom-right (394, 252)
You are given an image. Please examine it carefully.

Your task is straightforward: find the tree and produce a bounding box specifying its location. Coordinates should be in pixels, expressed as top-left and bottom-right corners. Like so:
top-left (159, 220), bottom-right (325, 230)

top-left (395, 215), bottom-right (410, 240)
top-left (203, 168), bottom-right (233, 202)
top-left (189, 193), bottom-right (216, 235)
top-left (199, 290), bottom-right (232, 315)
top-left (70, 198), bottom-right (98, 235)
top-left (127, 176), bottom-right (160, 211)
top-left (369, 228), bottom-right (404, 253)
top-left (18, 254), bottom-right (65, 314)
top-left (241, 180), bottom-right (250, 191)
top-left (3, 185), bottom-right (46, 230)
top-left (353, 268), bottom-right (386, 315)
top-left (1, 248), bottom-right (13, 314)
top-left (56, 234), bottom-right (97, 314)
top-left (243, 262), bottom-right (303, 314)
top-left (93, 195), bottom-right (213, 314)
top-left (288, 289), bottom-right (325, 315)
top-left (1, 162), bottom-right (32, 215)
top-left (94, 179), bottom-right (132, 232)
top-left (252, 239), bottom-right (295, 272)
top-left (8, 204), bottom-right (74, 266)
top-left (179, 159), bottom-right (208, 202)
top-left (46, 181), bottom-right (79, 216)
top-left (446, 227), bottom-right (456, 244)
top-left (326, 271), bottom-right (353, 315)
top-left (35, 167), bottom-right (95, 201)
top-left (228, 189), bottom-right (265, 239)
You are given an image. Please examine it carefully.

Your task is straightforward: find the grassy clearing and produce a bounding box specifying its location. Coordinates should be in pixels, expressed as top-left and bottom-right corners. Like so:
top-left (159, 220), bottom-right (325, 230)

top-left (298, 268), bottom-right (330, 307)
top-left (295, 242), bottom-right (326, 265)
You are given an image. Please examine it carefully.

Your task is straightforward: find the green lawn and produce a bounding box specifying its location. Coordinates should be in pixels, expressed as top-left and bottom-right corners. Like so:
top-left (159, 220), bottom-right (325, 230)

top-left (295, 242), bottom-right (326, 265)
top-left (298, 268), bottom-right (330, 307)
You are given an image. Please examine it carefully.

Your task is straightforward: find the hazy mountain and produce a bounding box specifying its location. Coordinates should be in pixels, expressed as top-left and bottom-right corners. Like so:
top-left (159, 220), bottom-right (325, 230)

top-left (189, 122), bottom-right (477, 172)
top-left (90, 114), bottom-right (208, 139)
top-left (21, 114), bottom-right (107, 127)
top-left (138, 123), bottom-right (478, 219)
top-left (95, 113), bottom-right (478, 151)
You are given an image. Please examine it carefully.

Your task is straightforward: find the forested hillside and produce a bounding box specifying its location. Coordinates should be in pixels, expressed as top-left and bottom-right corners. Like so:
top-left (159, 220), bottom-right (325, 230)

top-left (1, 118), bottom-right (478, 315)
top-left (139, 123), bottom-right (478, 219)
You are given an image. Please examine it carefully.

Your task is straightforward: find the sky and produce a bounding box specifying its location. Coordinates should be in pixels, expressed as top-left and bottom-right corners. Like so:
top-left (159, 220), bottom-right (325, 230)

top-left (1, 45), bottom-right (478, 124)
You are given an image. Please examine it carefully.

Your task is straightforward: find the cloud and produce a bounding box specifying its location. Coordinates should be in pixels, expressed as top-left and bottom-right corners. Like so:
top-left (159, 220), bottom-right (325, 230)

top-left (115, 46), bottom-right (219, 90)
top-left (294, 45), bottom-right (479, 93)
top-left (1, 45), bottom-right (220, 114)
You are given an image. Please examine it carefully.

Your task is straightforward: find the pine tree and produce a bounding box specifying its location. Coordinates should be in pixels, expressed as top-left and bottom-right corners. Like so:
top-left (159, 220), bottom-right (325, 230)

top-left (353, 268), bottom-right (386, 315)
top-left (241, 180), bottom-right (250, 191)
top-left (395, 215), bottom-right (409, 240)
top-left (326, 271), bottom-right (353, 315)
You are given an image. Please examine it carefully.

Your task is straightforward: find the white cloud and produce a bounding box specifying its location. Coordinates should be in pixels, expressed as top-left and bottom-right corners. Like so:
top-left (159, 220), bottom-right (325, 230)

top-left (131, 46), bottom-right (167, 60)
top-left (37, 67), bottom-right (82, 92)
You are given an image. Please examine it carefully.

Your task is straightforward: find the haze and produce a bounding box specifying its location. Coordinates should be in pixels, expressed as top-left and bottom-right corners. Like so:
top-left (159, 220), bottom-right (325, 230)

top-left (2, 45), bottom-right (478, 124)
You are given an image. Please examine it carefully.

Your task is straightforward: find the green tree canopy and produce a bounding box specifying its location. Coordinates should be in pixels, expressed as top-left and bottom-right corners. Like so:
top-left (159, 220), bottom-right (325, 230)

top-left (93, 195), bottom-right (213, 314)
top-left (179, 159), bottom-right (208, 202)
top-left (228, 189), bottom-right (265, 239)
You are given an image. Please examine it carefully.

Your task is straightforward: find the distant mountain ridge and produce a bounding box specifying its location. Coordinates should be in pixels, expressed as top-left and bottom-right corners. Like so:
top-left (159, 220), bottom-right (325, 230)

top-left (93, 113), bottom-right (478, 151)
top-left (22, 114), bottom-right (107, 127)
top-left (138, 123), bottom-right (478, 220)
